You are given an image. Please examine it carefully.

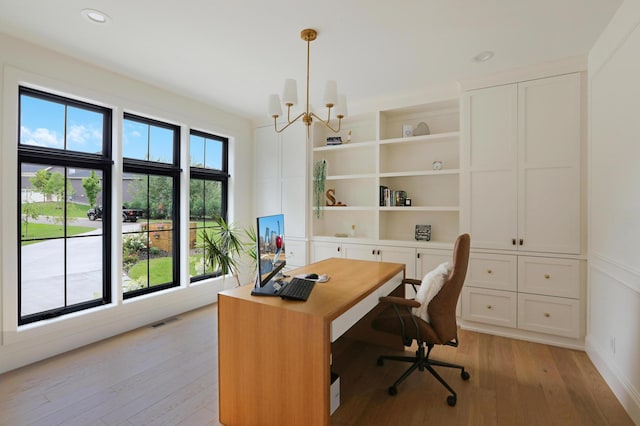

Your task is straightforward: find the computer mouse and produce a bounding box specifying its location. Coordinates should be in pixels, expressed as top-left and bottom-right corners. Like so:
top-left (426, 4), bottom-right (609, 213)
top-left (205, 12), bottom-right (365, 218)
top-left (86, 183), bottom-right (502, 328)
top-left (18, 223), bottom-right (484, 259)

top-left (305, 273), bottom-right (319, 280)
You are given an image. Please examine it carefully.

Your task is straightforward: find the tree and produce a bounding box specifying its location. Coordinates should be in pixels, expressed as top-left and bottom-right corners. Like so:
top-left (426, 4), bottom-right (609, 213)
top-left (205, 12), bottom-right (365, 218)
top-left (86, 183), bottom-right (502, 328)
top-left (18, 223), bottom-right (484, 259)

top-left (82, 171), bottom-right (101, 208)
top-left (129, 175), bottom-right (174, 219)
top-left (30, 169), bottom-right (53, 201)
top-left (21, 201), bottom-right (40, 238)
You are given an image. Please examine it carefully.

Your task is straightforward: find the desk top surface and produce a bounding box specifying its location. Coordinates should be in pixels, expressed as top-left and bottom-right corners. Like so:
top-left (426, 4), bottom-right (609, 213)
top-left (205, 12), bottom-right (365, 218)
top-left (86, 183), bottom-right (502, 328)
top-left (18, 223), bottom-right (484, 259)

top-left (219, 258), bottom-right (405, 322)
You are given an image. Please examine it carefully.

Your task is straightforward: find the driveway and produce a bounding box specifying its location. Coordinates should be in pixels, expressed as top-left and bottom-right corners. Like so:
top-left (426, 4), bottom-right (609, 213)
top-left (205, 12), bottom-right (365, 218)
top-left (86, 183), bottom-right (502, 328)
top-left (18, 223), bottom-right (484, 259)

top-left (20, 220), bottom-right (141, 316)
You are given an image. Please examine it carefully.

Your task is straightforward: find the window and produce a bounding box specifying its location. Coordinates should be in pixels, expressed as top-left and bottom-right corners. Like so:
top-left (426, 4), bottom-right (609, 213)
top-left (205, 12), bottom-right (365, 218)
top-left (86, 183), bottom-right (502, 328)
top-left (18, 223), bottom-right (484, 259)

top-left (18, 87), bottom-right (112, 325)
top-left (122, 113), bottom-right (180, 297)
top-left (189, 130), bottom-right (229, 281)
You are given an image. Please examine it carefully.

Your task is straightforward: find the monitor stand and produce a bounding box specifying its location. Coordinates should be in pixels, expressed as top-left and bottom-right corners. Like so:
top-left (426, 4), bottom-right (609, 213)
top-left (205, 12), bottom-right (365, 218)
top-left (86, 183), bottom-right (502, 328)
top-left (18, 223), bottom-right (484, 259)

top-left (250, 273), bottom-right (285, 297)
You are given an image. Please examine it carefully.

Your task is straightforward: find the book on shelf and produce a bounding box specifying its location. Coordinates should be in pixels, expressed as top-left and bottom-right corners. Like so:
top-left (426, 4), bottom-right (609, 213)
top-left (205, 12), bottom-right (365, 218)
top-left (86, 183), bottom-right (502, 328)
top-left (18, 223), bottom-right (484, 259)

top-left (379, 186), bottom-right (388, 207)
top-left (326, 136), bottom-right (342, 146)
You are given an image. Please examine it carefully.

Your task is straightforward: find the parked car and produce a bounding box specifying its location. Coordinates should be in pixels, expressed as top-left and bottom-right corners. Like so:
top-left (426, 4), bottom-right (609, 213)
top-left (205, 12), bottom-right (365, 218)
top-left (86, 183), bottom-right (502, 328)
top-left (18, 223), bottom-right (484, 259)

top-left (87, 206), bottom-right (145, 222)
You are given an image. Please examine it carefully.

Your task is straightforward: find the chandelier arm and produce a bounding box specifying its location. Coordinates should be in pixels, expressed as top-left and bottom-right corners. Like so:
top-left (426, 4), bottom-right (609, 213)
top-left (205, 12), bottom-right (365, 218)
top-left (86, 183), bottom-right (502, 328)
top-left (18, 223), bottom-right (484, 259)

top-left (274, 112), bottom-right (306, 133)
top-left (310, 112), bottom-right (342, 133)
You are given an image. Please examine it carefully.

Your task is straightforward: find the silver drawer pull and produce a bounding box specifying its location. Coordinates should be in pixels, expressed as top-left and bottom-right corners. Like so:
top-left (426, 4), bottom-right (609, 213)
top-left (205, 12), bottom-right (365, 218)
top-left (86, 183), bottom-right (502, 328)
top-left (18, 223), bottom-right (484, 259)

top-left (544, 274), bottom-right (551, 279)
top-left (544, 313), bottom-right (551, 318)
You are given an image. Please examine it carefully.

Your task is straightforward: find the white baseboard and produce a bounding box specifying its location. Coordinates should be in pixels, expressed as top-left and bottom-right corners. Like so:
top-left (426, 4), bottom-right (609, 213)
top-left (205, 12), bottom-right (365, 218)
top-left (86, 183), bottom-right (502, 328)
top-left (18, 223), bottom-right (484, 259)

top-left (586, 335), bottom-right (640, 425)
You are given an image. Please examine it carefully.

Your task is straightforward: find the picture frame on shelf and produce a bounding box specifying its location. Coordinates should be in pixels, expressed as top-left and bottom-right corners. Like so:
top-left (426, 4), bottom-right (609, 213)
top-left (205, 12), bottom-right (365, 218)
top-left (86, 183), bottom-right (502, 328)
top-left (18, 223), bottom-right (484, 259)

top-left (415, 224), bottom-right (431, 241)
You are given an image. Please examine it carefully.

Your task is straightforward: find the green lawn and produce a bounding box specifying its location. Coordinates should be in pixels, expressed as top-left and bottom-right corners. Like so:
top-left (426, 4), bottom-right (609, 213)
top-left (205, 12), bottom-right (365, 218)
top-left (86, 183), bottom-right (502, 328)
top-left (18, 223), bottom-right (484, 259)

top-left (128, 257), bottom-right (173, 285)
top-left (32, 201), bottom-right (91, 218)
top-left (21, 222), bottom-right (95, 244)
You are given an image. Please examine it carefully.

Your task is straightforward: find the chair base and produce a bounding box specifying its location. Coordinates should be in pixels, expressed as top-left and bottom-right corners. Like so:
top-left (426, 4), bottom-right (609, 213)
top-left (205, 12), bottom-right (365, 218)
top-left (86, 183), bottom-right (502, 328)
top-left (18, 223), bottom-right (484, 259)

top-left (377, 343), bottom-right (470, 406)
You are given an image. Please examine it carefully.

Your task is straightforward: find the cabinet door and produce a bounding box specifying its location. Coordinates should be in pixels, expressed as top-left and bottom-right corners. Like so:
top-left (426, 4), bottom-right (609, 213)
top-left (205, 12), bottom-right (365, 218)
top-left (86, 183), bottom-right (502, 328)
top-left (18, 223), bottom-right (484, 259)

top-left (281, 122), bottom-right (306, 178)
top-left (342, 243), bottom-right (377, 262)
top-left (463, 84), bottom-right (518, 250)
top-left (282, 177), bottom-right (306, 238)
top-left (311, 241), bottom-right (343, 262)
top-left (518, 74), bottom-right (581, 254)
top-left (379, 246), bottom-right (416, 279)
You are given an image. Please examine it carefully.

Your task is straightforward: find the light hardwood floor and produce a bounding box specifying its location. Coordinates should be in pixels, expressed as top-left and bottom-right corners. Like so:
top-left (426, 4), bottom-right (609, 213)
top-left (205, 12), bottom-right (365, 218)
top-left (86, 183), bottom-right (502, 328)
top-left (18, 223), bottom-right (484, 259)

top-left (0, 304), bottom-right (633, 425)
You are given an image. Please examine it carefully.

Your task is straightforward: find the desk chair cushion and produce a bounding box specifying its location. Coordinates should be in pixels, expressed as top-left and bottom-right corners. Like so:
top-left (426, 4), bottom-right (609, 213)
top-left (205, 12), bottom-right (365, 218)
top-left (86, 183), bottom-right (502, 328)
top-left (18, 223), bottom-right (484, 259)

top-left (412, 262), bottom-right (451, 323)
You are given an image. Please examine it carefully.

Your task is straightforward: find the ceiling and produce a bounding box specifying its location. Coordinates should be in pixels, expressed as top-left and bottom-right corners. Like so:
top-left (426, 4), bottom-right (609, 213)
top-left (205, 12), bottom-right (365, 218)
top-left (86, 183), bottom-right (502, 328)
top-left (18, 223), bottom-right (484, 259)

top-left (0, 1), bottom-right (622, 123)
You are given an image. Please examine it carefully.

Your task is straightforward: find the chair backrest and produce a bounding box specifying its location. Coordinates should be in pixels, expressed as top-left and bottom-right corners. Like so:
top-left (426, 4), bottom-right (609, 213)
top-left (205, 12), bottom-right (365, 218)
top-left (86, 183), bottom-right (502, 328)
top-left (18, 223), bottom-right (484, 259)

top-left (426, 233), bottom-right (470, 343)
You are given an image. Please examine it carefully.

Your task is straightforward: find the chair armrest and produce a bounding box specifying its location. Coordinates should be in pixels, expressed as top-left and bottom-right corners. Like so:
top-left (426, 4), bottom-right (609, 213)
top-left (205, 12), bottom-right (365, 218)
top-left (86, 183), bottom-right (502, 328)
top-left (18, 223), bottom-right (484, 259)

top-left (379, 296), bottom-right (420, 308)
top-left (402, 278), bottom-right (422, 287)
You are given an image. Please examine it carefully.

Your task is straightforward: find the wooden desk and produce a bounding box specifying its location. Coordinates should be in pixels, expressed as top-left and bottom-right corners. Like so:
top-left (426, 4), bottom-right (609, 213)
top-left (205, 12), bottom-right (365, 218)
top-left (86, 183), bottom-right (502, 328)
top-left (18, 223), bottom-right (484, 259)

top-left (218, 258), bottom-right (405, 426)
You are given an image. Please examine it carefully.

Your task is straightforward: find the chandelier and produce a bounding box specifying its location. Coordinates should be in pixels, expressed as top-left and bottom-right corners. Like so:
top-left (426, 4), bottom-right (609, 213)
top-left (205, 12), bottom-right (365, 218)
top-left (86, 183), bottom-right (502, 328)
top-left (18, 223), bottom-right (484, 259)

top-left (268, 28), bottom-right (347, 134)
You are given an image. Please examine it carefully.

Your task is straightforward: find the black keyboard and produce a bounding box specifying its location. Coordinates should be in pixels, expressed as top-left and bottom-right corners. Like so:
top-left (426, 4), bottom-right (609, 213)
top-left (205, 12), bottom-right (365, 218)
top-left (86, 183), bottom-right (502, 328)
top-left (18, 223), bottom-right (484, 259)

top-left (279, 277), bottom-right (315, 301)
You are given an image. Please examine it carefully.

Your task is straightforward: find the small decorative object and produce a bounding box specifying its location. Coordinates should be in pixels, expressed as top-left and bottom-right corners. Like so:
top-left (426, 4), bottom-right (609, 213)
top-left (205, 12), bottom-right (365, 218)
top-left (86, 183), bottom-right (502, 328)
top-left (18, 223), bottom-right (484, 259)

top-left (404, 198), bottom-right (412, 206)
top-left (347, 130), bottom-right (352, 143)
top-left (413, 121), bottom-right (430, 136)
top-left (432, 160), bottom-right (443, 171)
top-left (326, 189), bottom-right (347, 206)
top-left (326, 188), bottom-right (336, 206)
top-left (350, 224), bottom-right (356, 237)
top-left (415, 224), bottom-right (432, 241)
top-left (402, 124), bottom-right (414, 138)
top-left (326, 136), bottom-right (342, 146)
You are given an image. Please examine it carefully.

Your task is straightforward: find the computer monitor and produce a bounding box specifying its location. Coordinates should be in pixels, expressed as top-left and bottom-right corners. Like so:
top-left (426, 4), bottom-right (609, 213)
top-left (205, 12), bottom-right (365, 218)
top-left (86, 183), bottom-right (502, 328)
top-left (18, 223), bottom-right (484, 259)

top-left (251, 213), bottom-right (286, 296)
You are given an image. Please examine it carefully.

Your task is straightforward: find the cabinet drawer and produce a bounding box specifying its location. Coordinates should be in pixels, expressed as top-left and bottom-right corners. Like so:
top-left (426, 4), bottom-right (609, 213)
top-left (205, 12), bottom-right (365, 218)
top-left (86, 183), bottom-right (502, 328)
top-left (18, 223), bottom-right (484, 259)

top-left (467, 253), bottom-right (517, 291)
top-left (517, 293), bottom-right (580, 338)
top-left (462, 287), bottom-right (517, 328)
top-left (518, 257), bottom-right (579, 298)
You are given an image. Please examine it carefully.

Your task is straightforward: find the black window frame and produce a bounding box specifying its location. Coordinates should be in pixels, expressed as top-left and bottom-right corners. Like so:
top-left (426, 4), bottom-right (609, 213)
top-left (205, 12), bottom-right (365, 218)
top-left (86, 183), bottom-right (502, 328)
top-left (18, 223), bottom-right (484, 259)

top-left (17, 86), bottom-right (113, 325)
top-left (122, 112), bottom-right (181, 298)
top-left (189, 129), bottom-right (229, 282)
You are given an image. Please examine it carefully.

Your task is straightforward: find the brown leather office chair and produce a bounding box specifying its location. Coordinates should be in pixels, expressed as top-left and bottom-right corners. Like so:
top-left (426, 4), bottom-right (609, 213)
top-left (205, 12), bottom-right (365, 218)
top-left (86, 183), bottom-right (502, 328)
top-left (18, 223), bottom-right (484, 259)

top-left (372, 233), bottom-right (471, 406)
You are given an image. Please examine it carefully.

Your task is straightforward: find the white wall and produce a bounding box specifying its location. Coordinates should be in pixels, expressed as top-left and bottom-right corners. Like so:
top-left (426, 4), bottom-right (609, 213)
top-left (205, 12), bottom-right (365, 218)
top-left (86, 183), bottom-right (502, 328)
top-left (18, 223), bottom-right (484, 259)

top-left (0, 32), bottom-right (254, 373)
top-left (587, 0), bottom-right (640, 422)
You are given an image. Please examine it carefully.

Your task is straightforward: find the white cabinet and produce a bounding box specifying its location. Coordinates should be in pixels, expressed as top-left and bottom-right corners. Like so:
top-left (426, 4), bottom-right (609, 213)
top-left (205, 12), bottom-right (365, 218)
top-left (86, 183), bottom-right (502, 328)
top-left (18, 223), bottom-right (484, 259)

top-left (311, 241), bottom-right (344, 262)
top-left (461, 252), bottom-right (583, 341)
top-left (342, 243), bottom-right (416, 278)
top-left (254, 122), bottom-right (307, 242)
top-left (462, 73), bottom-right (582, 254)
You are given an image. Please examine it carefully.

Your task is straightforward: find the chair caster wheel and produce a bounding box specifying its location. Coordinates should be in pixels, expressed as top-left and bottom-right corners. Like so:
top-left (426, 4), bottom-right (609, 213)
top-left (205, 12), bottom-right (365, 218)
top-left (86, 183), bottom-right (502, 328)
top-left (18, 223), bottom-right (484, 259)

top-left (388, 386), bottom-right (397, 396)
top-left (377, 358), bottom-right (384, 366)
top-left (461, 371), bottom-right (470, 380)
top-left (447, 395), bottom-right (457, 406)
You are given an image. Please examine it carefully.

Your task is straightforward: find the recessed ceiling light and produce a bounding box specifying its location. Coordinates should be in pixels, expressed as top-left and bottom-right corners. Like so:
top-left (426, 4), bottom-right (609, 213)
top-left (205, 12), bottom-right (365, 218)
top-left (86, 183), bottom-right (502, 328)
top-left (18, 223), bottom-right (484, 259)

top-left (472, 51), bottom-right (494, 62)
top-left (81, 9), bottom-right (109, 24)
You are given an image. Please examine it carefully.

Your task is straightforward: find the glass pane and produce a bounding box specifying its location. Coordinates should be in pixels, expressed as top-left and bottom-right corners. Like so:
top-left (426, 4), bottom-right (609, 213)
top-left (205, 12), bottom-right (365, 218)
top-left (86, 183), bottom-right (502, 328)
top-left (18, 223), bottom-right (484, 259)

top-left (67, 236), bottom-right (103, 304)
top-left (190, 135), bottom-right (205, 167)
top-left (189, 178), bottom-right (205, 222)
top-left (204, 180), bottom-right (222, 220)
top-left (21, 239), bottom-right (65, 316)
top-left (19, 94), bottom-right (64, 149)
top-left (149, 125), bottom-right (174, 164)
top-left (205, 138), bottom-right (223, 170)
top-left (123, 119), bottom-right (148, 161)
top-left (148, 175), bottom-right (174, 224)
top-left (66, 106), bottom-right (104, 154)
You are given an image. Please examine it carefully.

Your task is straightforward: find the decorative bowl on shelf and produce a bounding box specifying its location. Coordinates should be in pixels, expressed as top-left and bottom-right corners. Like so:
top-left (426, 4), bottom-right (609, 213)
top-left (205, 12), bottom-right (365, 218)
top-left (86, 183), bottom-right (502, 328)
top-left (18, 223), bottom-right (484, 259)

top-left (413, 122), bottom-right (430, 136)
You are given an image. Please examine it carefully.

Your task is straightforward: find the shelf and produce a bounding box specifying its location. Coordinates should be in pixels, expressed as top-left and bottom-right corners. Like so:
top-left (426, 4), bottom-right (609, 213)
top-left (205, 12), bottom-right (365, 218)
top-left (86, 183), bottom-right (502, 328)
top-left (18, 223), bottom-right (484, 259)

top-left (326, 173), bottom-right (377, 180)
top-left (379, 206), bottom-right (460, 212)
top-left (322, 206), bottom-right (377, 212)
top-left (379, 131), bottom-right (460, 145)
top-left (313, 141), bottom-right (377, 152)
top-left (380, 169), bottom-right (460, 178)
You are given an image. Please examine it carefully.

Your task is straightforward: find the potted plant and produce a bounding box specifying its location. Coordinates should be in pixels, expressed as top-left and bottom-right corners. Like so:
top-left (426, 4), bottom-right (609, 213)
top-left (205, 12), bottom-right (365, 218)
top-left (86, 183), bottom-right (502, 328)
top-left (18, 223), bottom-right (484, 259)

top-left (313, 159), bottom-right (327, 218)
top-left (201, 217), bottom-right (246, 287)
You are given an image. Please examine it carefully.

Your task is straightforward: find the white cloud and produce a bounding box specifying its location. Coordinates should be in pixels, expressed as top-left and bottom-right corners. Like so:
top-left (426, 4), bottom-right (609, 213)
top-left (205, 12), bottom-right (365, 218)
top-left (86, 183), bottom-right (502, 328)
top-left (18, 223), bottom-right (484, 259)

top-left (20, 126), bottom-right (62, 148)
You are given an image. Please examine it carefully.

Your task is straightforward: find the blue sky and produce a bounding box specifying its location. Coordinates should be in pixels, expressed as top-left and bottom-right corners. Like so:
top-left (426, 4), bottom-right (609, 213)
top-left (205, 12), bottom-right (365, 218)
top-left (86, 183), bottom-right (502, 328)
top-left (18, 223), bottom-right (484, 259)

top-left (20, 93), bottom-right (223, 169)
